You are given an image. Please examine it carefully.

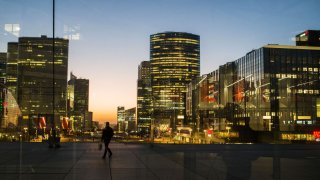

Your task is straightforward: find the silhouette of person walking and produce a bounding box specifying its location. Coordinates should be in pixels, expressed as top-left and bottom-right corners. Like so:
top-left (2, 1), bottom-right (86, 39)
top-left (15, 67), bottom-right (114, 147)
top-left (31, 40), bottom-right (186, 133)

top-left (101, 122), bottom-right (114, 158)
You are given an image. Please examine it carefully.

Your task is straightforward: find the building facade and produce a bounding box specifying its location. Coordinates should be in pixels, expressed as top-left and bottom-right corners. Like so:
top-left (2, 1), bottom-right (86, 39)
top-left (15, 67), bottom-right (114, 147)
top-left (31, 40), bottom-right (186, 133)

top-left (186, 70), bottom-right (222, 132)
top-left (187, 31), bottom-right (320, 142)
top-left (6, 42), bottom-right (18, 101)
top-left (117, 106), bottom-right (125, 132)
top-left (67, 72), bottom-right (91, 131)
top-left (0, 53), bottom-right (6, 127)
top-left (17, 36), bottom-right (69, 127)
top-left (125, 107), bottom-right (136, 132)
top-left (137, 61), bottom-right (151, 133)
top-left (150, 32), bottom-right (200, 130)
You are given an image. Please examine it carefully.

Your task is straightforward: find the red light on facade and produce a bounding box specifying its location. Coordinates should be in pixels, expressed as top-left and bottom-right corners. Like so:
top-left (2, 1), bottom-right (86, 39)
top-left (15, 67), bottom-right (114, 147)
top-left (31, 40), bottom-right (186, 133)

top-left (207, 129), bottom-right (213, 135)
top-left (39, 117), bottom-right (46, 129)
top-left (313, 131), bottom-right (320, 138)
top-left (62, 117), bottom-right (69, 129)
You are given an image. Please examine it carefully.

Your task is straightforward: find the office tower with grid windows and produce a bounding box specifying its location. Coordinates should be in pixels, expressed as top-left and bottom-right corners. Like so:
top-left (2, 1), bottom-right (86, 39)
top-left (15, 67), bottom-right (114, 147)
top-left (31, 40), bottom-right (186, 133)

top-left (150, 32), bottom-right (200, 130)
top-left (137, 61), bottom-right (152, 133)
top-left (67, 72), bottom-right (91, 131)
top-left (17, 35), bottom-right (69, 127)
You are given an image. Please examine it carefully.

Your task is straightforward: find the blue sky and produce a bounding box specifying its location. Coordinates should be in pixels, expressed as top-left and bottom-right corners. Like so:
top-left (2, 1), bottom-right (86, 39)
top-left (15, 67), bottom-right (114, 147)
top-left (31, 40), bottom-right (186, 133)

top-left (0, 0), bottom-right (319, 123)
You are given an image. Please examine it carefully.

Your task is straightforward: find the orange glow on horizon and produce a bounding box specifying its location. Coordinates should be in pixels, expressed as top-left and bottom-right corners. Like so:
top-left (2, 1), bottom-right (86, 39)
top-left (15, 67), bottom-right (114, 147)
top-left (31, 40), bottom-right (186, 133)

top-left (93, 111), bottom-right (117, 125)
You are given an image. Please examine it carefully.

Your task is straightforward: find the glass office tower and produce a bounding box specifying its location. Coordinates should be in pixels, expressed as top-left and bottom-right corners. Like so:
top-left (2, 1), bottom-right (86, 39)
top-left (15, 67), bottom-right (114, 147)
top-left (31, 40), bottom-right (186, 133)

top-left (224, 45), bottom-right (320, 133)
top-left (187, 41), bottom-right (320, 142)
top-left (6, 42), bottom-right (19, 101)
top-left (137, 61), bottom-right (152, 133)
top-left (17, 36), bottom-right (69, 127)
top-left (117, 106), bottom-right (125, 132)
top-left (67, 72), bottom-right (90, 131)
top-left (150, 32), bottom-right (200, 130)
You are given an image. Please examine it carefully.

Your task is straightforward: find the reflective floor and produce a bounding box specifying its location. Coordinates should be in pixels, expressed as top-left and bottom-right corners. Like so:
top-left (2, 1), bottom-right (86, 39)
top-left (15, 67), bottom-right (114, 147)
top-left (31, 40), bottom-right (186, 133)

top-left (0, 142), bottom-right (320, 180)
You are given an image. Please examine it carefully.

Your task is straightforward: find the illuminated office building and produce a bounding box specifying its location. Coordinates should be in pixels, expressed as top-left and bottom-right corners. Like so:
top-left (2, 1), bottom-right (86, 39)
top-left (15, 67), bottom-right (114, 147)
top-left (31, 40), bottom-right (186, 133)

top-left (17, 36), bottom-right (69, 127)
top-left (67, 72), bottom-right (91, 131)
top-left (222, 44), bottom-right (320, 133)
top-left (1, 52), bottom-right (20, 128)
top-left (187, 30), bottom-right (320, 142)
top-left (186, 70), bottom-right (222, 132)
top-left (125, 107), bottom-right (136, 132)
top-left (0, 53), bottom-right (6, 127)
top-left (6, 42), bottom-right (18, 101)
top-left (117, 106), bottom-right (125, 132)
top-left (137, 61), bottom-right (151, 133)
top-left (150, 32), bottom-right (200, 130)
top-left (0, 53), bottom-right (6, 85)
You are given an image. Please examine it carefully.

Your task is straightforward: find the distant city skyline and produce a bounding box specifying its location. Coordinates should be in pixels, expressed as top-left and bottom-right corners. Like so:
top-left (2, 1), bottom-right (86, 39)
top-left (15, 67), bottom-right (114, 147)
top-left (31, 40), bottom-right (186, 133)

top-left (0, 0), bottom-right (319, 124)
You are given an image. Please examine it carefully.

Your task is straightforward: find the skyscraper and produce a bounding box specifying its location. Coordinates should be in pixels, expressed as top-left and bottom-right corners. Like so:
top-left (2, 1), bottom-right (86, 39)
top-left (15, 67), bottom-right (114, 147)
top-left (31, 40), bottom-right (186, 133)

top-left (150, 32), bottom-right (200, 130)
top-left (0, 52), bottom-right (6, 127)
top-left (67, 72), bottom-right (90, 131)
top-left (125, 107), bottom-right (136, 132)
top-left (17, 35), bottom-right (69, 127)
top-left (137, 61), bottom-right (151, 133)
top-left (117, 106), bottom-right (125, 132)
top-left (2, 50), bottom-right (20, 128)
top-left (6, 42), bottom-right (18, 101)
top-left (0, 52), bottom-right (6, 85)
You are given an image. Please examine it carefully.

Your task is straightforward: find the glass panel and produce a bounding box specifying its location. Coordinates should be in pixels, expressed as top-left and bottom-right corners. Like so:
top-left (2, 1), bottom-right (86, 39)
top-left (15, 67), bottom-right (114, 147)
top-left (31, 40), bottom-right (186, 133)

top-left (0, 0), bottom-right (53, 141)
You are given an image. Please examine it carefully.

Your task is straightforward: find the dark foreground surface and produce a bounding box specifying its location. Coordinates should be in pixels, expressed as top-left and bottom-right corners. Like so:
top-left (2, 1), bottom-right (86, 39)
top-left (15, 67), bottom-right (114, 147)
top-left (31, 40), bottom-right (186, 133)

top-left (0, 142), bottom-right (320, 180)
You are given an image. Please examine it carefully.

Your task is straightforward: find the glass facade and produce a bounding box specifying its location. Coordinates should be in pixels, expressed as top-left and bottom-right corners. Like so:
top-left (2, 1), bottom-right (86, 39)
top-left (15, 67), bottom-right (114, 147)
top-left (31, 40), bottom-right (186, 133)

top-left (6, 42), bottom-right (19, 101)
top-left (187, 44), bottom-right (320, 141)
top-left (117, 106), bottom-right (125, 132)
top-left (67, 72), bottom-right (90, 131)
top-left (137, 61), bottom-right (152, 132)
top-left (150, 32), bottom-right (200, 130)
top-left (17, 36), bottom-right (68, 127)
top-left (125, 107), bottom-right (136, 132)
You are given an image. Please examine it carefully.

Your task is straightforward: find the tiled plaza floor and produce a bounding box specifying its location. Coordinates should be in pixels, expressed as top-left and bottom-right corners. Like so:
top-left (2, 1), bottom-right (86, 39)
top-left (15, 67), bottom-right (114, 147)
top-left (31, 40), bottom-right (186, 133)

top-left (0, 142), bottom-right (320, 180)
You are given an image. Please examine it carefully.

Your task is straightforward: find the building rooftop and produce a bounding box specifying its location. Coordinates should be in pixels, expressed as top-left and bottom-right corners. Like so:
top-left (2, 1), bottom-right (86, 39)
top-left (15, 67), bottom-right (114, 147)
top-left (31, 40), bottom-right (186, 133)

top-left (263, 44), bottom-right (320, 50)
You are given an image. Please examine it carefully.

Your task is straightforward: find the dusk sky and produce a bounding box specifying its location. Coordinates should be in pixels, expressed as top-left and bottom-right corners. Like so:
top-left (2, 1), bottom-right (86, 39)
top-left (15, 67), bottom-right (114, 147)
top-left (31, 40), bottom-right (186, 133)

top-left (0, 0), bottom-right (319, 124)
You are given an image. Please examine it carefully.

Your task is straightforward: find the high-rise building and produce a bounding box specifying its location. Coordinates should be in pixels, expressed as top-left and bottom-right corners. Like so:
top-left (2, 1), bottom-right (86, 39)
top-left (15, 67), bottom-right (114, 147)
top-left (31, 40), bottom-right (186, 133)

top-left (117, 106), bottom-right (125, 132)
top-left (17, 35), bottom-right (69, 127)
top-left (6, 42), bottom-right (18, 101)
top-left (125, 107), bottom-right (136, 132)
top-left (1, 51), bottom-right (20, 128)
top-left (0, 52), bottom-right (6, 85)
top-left (137, 61), bottom-right (151, 133)
top-left (150, 32), bottom-right (200, 130)
top-left (67, 72), bottom-right (91, 131)
top-left (0, 52), bottom-right (6, 127)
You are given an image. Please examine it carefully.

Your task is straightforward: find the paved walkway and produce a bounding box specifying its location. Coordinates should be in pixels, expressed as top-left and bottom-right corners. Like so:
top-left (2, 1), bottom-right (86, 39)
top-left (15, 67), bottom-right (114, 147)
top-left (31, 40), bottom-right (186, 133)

top-left (0, 142), bottom-right (320, 180)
